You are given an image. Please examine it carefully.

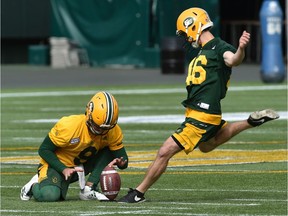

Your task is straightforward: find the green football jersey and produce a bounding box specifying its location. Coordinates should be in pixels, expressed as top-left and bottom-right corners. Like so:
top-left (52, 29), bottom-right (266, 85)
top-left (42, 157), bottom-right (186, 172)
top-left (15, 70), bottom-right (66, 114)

top-left (182, 38), bottom-right (237, 115)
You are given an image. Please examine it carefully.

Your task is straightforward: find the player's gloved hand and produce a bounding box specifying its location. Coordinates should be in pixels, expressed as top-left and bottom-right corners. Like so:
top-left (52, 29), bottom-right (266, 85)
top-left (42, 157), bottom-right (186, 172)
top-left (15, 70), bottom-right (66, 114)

top-left (108, 157), bottom-right (127, 168)
top-left (62, 167), bottom-right (84, 180)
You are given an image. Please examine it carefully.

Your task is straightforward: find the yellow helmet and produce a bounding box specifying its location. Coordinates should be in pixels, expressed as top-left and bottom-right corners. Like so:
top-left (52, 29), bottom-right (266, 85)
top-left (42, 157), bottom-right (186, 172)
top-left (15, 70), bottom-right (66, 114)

top-left (176, 8), bottom-right (213, 48)
top-left (85, 91), bottom-right (119, 135)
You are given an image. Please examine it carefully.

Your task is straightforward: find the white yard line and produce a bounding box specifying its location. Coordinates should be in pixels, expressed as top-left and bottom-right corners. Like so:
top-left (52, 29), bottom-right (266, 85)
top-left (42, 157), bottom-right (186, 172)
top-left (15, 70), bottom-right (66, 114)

top-left (15, 111), bottom-right (288, 124)
top-left (1, 85), bottom-right (286, 98)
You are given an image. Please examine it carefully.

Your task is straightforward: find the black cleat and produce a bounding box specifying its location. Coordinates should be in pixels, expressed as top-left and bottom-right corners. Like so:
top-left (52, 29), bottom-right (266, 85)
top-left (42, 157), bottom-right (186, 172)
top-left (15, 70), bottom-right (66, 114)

top-left (247, 109), bottom-right (279, 127)
top-left (118, 188), bottom-right (146, 203)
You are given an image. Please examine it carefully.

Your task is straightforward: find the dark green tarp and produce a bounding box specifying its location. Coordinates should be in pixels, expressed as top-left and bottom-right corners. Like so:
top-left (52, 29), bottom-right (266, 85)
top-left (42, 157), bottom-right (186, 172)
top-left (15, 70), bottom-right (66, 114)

top-left (51, 0), bottom-right (219, 67)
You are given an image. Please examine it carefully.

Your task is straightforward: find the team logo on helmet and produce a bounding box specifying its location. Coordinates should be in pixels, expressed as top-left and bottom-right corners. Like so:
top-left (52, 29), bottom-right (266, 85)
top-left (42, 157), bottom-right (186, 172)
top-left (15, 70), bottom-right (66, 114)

top-left (183, 17), bottom-right (194, 32)
top-left (88, 101), bottom-right (94, 113)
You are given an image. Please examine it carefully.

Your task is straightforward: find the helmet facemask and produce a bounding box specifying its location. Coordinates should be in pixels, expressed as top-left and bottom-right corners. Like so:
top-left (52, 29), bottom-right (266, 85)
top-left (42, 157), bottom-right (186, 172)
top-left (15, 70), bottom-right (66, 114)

top-left (86, 114), bottom-right (116, 135)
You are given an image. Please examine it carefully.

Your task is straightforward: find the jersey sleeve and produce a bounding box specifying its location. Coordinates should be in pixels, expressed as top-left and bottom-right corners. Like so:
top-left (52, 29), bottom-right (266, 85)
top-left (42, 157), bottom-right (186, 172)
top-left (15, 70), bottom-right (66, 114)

top-left (39, 135), bottom-right (67, 172)
top-left (219, 41), bottom-right (236, 55)
top-left (48, 117), bottom-right (73, 147)
top-left (111, 147), bottom-right (128, 169)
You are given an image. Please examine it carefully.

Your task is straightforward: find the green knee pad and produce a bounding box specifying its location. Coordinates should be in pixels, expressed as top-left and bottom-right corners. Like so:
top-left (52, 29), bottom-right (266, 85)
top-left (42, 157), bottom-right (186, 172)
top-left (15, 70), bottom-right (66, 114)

top-left (32, 184), bottom-right (61, 202)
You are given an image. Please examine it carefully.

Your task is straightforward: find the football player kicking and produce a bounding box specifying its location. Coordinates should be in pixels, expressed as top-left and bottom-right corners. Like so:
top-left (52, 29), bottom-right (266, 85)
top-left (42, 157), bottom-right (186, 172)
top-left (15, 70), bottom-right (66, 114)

top-left (20, 91), bottom-right (128, 202)
top-left (118, 7), bottom-right (279, 203)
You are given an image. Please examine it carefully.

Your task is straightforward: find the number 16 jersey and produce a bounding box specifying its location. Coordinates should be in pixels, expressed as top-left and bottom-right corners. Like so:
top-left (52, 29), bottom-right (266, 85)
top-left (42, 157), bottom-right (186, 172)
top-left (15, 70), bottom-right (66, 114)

top-left (182, 37), bottom-right (236, 115)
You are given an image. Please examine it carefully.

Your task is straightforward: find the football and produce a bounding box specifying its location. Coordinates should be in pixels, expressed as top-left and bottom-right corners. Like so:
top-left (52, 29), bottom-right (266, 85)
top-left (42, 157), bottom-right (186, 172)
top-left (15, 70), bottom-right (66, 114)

top-left (100, 166), bottom-right (121, 201)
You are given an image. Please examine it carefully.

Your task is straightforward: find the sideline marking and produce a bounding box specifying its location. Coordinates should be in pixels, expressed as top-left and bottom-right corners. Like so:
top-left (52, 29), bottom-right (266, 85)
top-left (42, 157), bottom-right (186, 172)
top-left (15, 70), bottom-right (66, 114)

top-left (1, 149), bottom-right (287, 169)
top-left (1, 85), bottom-right (286, 98)
top-left (127, 149), bottom-right (288, 168)
top-left (0, 140), bottom-right (286, 151)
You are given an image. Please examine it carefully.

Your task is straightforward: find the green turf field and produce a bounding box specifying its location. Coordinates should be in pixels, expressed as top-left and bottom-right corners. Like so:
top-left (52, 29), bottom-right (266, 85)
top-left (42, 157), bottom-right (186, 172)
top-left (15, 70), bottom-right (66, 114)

top-left (1, 82), bottom-right (287, 216)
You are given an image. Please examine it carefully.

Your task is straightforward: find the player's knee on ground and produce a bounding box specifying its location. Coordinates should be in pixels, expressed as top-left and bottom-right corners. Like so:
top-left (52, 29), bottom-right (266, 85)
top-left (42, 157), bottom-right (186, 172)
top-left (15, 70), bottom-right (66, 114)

top-left (32, 184), bottom-right (61, 202)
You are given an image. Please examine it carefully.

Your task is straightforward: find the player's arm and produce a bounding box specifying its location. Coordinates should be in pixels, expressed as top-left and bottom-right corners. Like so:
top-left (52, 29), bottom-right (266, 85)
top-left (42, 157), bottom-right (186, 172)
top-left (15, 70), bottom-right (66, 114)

top-left (38, 135), bottom-right (68, 173)
top-left (109, 147), bottom-right (128, 169)
top-left (107, 125), bottom-right (128, 169)
top-left (223, 30), bottom-right (250, 67)
top-left (39, 135), bottom-right (82, 180)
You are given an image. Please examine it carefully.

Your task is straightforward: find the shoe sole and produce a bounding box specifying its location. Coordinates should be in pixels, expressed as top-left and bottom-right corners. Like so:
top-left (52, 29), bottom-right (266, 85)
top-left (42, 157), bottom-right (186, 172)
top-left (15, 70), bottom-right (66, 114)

top-left (117, 199), bottom-right (146, 204)
top-left (79, 192), bottom-right (109, 201)
top-left (250, 109), bottom-right (279, 120)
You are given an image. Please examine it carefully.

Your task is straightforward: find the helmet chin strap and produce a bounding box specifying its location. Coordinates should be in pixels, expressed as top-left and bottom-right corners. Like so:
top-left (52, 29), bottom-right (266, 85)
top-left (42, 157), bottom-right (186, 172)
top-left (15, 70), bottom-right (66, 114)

top-left (191, 42), bottom-right (199, 49)
top-left (192, 22), bottom-right (202, 48)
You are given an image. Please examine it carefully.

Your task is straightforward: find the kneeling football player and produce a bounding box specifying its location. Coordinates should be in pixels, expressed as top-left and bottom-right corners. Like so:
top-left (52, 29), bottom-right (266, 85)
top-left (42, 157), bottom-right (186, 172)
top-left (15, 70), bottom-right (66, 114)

top-left (20, 91), bottom-right (128, 202)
